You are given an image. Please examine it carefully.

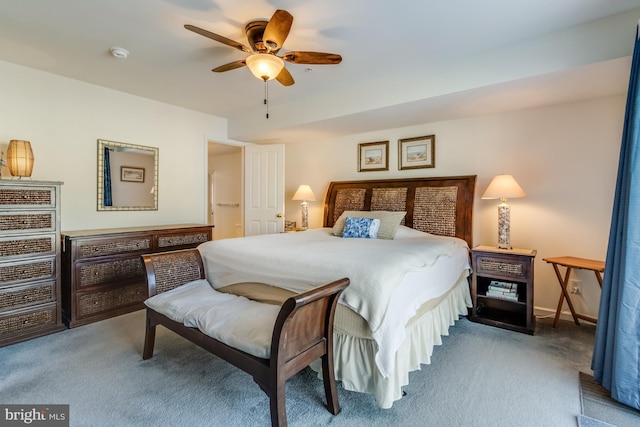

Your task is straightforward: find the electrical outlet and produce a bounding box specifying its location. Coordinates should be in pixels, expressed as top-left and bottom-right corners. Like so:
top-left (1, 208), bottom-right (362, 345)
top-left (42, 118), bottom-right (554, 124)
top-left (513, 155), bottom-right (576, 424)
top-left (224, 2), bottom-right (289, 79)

top-left (570, 279), bottom-right (581, 294)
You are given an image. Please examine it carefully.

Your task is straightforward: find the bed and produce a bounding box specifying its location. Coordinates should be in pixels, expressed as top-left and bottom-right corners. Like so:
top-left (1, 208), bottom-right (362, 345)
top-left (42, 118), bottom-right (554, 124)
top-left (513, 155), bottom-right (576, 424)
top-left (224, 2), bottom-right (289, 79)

top-left (198, 175), bottom-right (476, 408)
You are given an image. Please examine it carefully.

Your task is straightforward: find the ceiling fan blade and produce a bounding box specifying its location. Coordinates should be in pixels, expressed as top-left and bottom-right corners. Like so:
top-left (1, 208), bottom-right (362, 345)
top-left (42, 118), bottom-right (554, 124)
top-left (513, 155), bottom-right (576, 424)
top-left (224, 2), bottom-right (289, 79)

top-left (263, 9), bottom-right (293, 52)
top-left (212, 60), bottom-right (247, 73)
top-left (283, 51), bottom-right (342, 65)
top-left (276, 67), bottom-right (295, 86)
top-left (185, 24), bottom-right (252, 53)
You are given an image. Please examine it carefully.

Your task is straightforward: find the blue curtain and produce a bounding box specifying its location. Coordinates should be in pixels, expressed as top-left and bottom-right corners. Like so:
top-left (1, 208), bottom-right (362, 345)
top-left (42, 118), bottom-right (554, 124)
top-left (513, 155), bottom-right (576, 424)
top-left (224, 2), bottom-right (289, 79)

top-left (591, 27), bottom-right (640, 410)
top-left (103, 147), bottom-right (112, 207)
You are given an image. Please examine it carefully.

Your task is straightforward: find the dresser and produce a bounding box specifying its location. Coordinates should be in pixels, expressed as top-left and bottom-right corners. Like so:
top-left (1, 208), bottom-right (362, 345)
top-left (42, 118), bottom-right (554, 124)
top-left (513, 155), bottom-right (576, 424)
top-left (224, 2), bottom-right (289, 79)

top-left (61, 224), bottom-right (212, 328)
top-left (0, 180), bottom-right (64, 347)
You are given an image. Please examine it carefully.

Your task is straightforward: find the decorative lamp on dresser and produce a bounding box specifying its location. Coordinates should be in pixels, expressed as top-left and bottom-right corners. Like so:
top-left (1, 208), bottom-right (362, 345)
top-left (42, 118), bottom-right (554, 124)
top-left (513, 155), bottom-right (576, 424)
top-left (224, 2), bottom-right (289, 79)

top-left (0, 180), bottom-right (64, 347)
top-left (61, 224), bottom-right (212, 327)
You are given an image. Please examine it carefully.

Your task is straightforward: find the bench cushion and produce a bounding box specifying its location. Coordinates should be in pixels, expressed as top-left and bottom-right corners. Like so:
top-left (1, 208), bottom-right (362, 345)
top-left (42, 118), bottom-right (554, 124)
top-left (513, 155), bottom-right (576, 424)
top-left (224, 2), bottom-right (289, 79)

top-left (145, 279), bottom-right (280, 358)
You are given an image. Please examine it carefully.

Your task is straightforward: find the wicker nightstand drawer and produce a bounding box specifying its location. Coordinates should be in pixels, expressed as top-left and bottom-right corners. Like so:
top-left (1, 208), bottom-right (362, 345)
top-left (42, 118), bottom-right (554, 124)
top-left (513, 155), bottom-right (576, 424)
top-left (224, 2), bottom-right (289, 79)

top-left (0, 186), bottom-right (55, 208)
top-left (76, 283), bottom-right (147, 319)
top-left (0, 234), bottom-right (56, 258)
top-left (77, 236), bottom-right (152, 258)
top-left (77, 257), bottom-right (145, 288)
top-left (475, 255), bottom-right (528, 280)
top-left (0, 211), bottom-right (55, 233)
top-left (0, 258), bottom-right (55, 286)
top-left (0, 280), bottom-right (56, 312)
top-left (0, 303), bottom-right (57, 338)
top-left (157, 232), bottom-right (209, 249)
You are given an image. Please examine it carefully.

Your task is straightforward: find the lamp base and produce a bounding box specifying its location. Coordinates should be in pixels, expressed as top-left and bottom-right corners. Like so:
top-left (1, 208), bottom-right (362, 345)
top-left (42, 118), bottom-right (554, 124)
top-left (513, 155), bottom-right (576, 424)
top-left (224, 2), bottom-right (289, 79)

top-left (300, 202), bottom-right (309, 230)
top-left (497, 202), bottom-right (511, 250)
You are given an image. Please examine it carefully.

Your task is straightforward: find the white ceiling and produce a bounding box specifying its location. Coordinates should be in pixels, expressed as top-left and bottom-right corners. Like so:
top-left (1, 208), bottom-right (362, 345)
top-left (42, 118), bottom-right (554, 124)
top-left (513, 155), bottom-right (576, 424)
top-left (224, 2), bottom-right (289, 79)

top-left (0, 0), bottom-right (638, 145)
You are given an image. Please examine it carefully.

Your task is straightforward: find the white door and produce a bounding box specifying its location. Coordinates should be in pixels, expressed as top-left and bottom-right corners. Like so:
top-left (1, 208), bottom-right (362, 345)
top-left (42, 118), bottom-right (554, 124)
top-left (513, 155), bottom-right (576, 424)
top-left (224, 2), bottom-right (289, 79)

top-left (244, 144), bottom-right (285, 235)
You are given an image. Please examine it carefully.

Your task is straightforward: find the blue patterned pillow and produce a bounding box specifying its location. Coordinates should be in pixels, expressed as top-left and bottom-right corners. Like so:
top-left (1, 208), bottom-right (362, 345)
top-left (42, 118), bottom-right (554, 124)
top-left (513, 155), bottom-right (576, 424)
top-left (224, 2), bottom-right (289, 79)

top-left (342, 217), bottom-right (381, 239)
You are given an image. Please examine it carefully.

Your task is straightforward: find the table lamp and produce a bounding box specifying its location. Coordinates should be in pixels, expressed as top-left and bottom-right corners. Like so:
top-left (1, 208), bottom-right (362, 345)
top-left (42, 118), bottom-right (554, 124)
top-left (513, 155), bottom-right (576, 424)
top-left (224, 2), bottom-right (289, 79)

top-left (481, 174), bottom-right (526, 249)
top-left (292, 184), bottom-right (316, 230)
top-left (7, 140), bottom-right (34, 178)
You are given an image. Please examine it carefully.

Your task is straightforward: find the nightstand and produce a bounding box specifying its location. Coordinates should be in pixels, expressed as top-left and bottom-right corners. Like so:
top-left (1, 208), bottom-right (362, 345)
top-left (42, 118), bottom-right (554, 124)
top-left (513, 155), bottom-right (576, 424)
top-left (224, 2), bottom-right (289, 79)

top-left (470, 246), bottom-right (537, 335)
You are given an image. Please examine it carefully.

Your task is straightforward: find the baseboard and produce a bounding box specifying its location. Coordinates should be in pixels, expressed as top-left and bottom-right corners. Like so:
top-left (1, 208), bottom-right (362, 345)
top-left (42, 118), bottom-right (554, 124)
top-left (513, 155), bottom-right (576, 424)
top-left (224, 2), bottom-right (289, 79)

top-left (533, 306), bottom-right (597, 324)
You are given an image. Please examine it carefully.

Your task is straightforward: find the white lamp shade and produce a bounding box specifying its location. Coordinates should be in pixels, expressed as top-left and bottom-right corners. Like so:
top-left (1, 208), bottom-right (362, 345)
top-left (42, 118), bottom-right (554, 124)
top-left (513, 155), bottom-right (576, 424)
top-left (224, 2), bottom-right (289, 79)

top-left (245, 53), bottom-right (285, 81)
top-left (7, 140), bottom-right (34, 177)
top-left (292, 184), bottom-right (316, 201)
top-left (481, 175), bottom-right (526, 200)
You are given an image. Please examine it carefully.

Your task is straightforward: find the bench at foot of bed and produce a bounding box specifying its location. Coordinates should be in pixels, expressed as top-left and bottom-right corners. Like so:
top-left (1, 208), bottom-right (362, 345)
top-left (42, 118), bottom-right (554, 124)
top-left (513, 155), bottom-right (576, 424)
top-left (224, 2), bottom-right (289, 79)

top-left (142, 248), bottom-right (350, 427)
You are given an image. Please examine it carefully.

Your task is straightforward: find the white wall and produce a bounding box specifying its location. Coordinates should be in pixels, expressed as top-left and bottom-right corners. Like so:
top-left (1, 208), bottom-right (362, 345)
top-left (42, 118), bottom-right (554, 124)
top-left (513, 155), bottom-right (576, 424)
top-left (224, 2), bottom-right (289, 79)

top-left (0, 60), bottom-right (227, 231)
top-left (285, 95), bottom-right (625, 319)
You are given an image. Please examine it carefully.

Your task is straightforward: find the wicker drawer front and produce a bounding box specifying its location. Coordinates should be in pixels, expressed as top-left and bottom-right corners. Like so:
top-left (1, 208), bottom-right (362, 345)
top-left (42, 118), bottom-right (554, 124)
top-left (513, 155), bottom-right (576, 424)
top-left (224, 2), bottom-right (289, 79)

top-left (0, 258), bottom-right (55, 285)
top-left (77, 283), bottom-right (146, 318)
top-left (0, 280), bottom-right (56, 312)
top-left (157, 232), bottom-right (209, 249)
top-left (0, 211), bottom-right (55, 233)
top-left (77, 236), bottom-right (152, 258)
top-left (0, 304), bottom-right (57, 337)
top-left (0, 234), bottom-right (55, 258)
top-left (77, 257), bottom-right (145, 288)
top-left (0, 187), bottom-right (55, 208)
top-left (476, 255), bottom-right (527, 279)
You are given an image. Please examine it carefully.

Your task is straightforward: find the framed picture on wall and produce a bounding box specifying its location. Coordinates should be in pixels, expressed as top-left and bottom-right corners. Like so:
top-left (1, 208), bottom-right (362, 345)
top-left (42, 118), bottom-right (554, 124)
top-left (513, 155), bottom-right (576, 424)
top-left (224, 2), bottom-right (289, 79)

top-left (121, 166), bottom-right (145, 182)
top-left (358, 141), bottom-right (389, 172)
top-left (398, 135), bottom-right (435, 170)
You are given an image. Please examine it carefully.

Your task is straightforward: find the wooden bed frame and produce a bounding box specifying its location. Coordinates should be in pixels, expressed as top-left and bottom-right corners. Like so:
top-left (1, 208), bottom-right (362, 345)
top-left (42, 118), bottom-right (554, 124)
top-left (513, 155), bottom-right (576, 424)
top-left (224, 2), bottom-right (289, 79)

top-left (323, 175), bottom-right (476, 247)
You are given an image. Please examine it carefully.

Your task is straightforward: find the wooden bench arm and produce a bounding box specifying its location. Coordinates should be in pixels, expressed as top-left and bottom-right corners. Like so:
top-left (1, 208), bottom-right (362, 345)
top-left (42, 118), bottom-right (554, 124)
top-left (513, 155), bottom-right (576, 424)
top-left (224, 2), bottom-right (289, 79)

top-left (143, 249), bottom-right (205, 297)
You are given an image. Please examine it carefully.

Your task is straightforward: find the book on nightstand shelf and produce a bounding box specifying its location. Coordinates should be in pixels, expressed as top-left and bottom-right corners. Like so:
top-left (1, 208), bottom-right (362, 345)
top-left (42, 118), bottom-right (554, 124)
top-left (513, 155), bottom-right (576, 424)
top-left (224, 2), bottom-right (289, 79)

top-left (485, 280), bottom-right (519, 300)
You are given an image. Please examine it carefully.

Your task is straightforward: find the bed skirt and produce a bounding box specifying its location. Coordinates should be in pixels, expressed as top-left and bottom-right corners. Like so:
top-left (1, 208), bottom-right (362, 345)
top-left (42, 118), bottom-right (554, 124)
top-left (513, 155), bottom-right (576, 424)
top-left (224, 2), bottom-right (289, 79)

top-left (312, 274), bottom-right (472, 409)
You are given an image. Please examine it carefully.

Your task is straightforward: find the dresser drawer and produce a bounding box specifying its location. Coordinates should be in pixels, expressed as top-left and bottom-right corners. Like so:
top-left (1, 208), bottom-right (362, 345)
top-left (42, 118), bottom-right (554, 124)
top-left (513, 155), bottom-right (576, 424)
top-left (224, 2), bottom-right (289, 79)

top-left (0, 303), bottom-right (57, 338)
top-left (0, 280), bottom-right (56, 312)
top-left (76, 257), bottom-right (145, 288)
top-left (0, 211), bottom-right (56, 234)
top-left (0, 257), bottom-right (55, 286)
top-left (0, 234), bottom-right (56, 258)
top-left (0, 186), bottom-right (55, 208)
top-left (76, 236), bottom-right (152, 258)
top-left (157, 231), bottom-right (209, 249)
top-left (475, 255), bottom-right (529, 280)
top-left (76, 283), bottom-right (146, 319)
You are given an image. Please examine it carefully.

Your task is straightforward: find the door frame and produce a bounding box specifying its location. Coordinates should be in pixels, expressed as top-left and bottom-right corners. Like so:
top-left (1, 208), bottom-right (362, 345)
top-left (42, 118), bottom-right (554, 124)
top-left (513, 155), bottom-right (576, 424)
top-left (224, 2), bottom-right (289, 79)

top-left (202, 136), bottom-right (252, 230)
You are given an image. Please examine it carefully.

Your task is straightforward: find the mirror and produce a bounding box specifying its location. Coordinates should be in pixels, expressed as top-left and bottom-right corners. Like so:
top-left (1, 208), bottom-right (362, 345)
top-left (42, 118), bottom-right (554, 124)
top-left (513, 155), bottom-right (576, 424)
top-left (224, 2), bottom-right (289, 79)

top-left (97, 139), bottom-right (158, 211)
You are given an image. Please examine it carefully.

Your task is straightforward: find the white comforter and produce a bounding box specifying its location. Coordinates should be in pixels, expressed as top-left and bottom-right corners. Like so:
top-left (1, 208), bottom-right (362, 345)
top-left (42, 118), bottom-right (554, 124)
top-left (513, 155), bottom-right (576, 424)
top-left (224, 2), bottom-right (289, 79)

top-left (198, 226), bottom-right (469, 376)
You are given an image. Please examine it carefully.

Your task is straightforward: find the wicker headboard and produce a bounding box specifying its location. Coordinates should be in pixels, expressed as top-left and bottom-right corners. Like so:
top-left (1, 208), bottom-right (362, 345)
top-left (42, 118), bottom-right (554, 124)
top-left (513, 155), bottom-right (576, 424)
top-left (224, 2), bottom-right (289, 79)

top-left (323, 175), bottom-right (476, 247)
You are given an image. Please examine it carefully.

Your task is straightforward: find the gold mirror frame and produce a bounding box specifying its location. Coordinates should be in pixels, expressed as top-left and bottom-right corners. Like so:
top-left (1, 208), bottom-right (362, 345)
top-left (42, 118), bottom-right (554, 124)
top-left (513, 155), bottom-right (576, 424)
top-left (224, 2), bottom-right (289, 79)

top-left (97, 139), bottom-right (158, 211)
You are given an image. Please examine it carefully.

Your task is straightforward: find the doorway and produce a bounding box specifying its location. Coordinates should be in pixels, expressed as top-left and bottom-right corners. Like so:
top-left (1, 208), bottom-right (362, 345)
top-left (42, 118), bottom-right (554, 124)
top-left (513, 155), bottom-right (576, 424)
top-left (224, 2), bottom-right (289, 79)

top-left (207, 142), bottom-right (243, 240)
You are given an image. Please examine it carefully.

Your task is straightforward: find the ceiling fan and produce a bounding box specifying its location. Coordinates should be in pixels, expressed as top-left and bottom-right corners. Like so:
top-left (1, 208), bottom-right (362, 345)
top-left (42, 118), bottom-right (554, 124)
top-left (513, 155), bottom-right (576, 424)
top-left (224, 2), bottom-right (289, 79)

top-left (185, 9), bottom-right (342, 86)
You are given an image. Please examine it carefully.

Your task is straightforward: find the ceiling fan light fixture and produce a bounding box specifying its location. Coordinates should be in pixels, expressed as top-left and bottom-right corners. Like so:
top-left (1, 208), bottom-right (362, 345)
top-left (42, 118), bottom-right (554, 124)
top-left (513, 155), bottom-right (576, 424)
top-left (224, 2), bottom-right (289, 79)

top-left (246, 53), bottom-right (284, 81)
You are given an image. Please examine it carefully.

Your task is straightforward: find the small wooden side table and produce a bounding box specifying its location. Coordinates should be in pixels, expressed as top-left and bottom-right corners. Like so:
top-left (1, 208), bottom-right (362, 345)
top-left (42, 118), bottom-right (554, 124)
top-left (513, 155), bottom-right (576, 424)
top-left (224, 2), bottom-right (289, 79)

top-left (543, 256), bottom-right (604, 327)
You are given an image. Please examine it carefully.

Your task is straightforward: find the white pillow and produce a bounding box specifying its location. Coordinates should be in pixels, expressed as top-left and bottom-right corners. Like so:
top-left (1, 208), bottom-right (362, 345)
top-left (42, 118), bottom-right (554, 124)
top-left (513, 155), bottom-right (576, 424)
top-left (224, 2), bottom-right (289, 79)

top-left (393, 224), bottom-right (429, 239)
top-left (332, 210), bottom-right (406, 239)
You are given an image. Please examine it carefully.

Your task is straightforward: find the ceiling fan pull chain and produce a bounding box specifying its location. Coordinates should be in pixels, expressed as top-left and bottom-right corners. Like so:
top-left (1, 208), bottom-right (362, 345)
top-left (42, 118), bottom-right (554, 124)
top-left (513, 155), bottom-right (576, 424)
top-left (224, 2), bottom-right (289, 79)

top-left (264, 79), bottom-right (269, 119)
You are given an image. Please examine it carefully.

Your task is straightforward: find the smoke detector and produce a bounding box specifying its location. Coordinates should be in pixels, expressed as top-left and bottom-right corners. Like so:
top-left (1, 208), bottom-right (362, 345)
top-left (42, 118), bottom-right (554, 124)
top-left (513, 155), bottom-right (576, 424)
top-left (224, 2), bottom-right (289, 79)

top-left (110, 47), bottom-right (129, 59)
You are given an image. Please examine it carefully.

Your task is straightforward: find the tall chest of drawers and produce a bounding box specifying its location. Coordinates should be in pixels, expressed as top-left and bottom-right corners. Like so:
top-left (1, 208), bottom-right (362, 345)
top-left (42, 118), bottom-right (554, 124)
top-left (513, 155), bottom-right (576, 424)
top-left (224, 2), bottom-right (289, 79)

top-left (61, 224), bottom-right (212, 327)
top-left (0, 180), bottom-right (64, 347)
